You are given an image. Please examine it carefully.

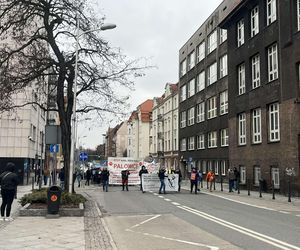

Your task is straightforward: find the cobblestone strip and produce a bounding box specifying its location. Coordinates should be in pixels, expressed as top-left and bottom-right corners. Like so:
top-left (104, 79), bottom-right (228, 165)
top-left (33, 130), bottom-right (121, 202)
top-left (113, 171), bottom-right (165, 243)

top-left (84, 197), bottom-right (117, 250)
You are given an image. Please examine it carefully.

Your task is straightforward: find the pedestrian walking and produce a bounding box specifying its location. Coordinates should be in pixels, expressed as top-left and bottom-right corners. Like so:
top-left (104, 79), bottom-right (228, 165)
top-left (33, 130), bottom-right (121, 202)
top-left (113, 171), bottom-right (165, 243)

top-left (206, 170), bottom-right (215, 192)
top-left (139, 165), bottom-right (148, 192)
top-left (158, 167), bottom-right (167, 194)
top-left (228, 168), bottom-right (235, 192)
top-left (43, 168), bottom-right (50, 186)
top-left (190, 167), bottom-right (199, 194)
top-left (75, 168), bottom-right (82, 187)
top-left (85, 168), bottom-right (91, 186)
top-left (197, 170), bottom-right (203, 191)
top-left (121, 169), bottom-right (130, 191)
top-left (0, 162), bottom-right (19, 221)
top-left (101, 167), bottom-right (110, 192)
top-left (233, 167), bottom-right (240, 191)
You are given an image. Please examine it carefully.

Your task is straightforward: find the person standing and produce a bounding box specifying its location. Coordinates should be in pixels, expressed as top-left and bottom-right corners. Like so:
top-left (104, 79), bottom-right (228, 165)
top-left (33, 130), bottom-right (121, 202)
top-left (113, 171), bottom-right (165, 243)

top-left (228, 168), bottom-right (235, 192)
top-left (158, 167), bottom-right (167, 194)
top-left (139, 165), bottom-right (148, 192)
top-left (0, 162), bottom-right (19, 221)
top-left (58, 167), bottom-right (65, 191)
top-left (172, 167), bottom-right (182, 192)
top-left (197, 170), bottom-right (203, 191)
top-left (206, 170), bottom-right (215, 192)
top-left (85, 168), bottom-right (91, 186)
top-left (233, 167), bottom-right (240, 191)
top-left (101, 168), bottom-right (110, 192)
top-left (121, 169), bottom-right (130, 191)
top-left (43, 168), bottom-right (50, 186)
top-left (190, 167), bottom-right (199, 194)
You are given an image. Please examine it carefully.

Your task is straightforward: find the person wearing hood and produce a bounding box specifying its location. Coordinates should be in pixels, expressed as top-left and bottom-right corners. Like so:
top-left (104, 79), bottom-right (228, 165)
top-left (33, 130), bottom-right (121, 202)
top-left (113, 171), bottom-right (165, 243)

top-left (0, 162), bottom-right (19, 221)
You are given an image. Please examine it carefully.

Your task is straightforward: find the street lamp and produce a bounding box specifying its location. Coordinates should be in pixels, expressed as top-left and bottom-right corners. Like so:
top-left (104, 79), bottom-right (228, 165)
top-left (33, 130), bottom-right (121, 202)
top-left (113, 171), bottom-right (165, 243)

top-left (69, 21), bottom-right (116, 193)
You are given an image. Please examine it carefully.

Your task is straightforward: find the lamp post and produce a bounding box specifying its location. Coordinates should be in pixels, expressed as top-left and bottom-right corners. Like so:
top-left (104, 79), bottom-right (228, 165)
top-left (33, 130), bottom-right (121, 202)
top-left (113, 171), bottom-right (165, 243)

top-left (68, 21), bottom-right (116, 193)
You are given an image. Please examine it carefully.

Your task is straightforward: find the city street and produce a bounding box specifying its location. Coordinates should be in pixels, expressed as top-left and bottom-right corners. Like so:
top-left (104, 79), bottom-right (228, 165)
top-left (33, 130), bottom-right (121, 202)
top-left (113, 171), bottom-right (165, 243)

top-left (82, 184), bottom-right (300, 250)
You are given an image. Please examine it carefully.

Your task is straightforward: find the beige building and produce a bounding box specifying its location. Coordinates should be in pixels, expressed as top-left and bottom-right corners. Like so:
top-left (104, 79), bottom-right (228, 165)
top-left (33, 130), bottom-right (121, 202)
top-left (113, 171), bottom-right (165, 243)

top-left (114, 121), bottom-right (128, 157)
top-left (127, 100), bottom-right (153, 160)
top-left (151, 83), bottom-right (179, 170)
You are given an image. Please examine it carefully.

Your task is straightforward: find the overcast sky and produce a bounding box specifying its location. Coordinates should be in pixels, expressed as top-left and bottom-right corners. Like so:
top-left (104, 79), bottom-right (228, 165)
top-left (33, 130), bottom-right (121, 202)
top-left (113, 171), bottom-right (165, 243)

top-left (78, 0), bottom-right (222, 149)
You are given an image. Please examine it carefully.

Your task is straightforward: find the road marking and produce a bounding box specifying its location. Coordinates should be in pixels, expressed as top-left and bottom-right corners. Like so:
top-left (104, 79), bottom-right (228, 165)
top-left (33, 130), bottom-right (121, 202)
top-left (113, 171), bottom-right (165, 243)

top-left (126, 215), bottom-right (219, 250)
top-left (153, 193), bottom-right (158, 196)
top-left (279, 211), bottom-right (290, 214)
top-left (296, 215), bottom-right (300, 217)
top-left (178, 205), bottom-right (300, 250)
top-left (172, 202), bottom-right (181, 206)
top-left (158, 195), bottom-right (164, 198)
top-left (164, 198), bottom-right (171, 201)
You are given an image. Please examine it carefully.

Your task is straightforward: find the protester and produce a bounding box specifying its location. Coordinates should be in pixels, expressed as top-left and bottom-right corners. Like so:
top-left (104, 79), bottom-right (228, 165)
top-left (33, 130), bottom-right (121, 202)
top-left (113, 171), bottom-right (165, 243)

top-left (233, 167), bottom-right (240, 191)
top-left (0, 162), bottom-right (19, 221)
top-left (158, 167), bottom-right (167, 194)
top-left (172, 167), bottom-right (182, 192)
top-left (121, 169), bottom-right (130, 191)
top-left (190, 167), bottom-right (199, 194)
top-left (85, 168), bottom-right (91, 186)
top-left (206, 170), bottom-right (215, 192)
top-left (75, 168), bottom-right (82, 188)
top-left (197, 169), bottom-right (203, 191)
top-left (228, 168), bottom-right (235, 192)
top-left (101, 167), bottom-right (110, 192)
top-left (139, 165), bottom-right (148, 192)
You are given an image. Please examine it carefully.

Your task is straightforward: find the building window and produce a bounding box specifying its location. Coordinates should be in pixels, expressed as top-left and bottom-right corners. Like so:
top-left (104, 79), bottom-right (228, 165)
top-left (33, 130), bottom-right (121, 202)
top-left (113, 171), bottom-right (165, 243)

top-left (271, 167), bottom-right (280, 188)
top-left (268, 44), bottom-right (278, 82)
top-left (180, 111), bottom-right (186, 128)
top-left (207, 161), bottom-right (213, 171)
top-left (252, 54), bottom-right (260, 89)
top-left (221, 160), bottom-right (226, 175)
top-left (220, 128), bottom-right (229, 147)
top-left (187, 107), bottom-right (195, 126)
top-left (196, 102), bottom-right (205, 123)
top-left (187, 79), bottom-right (195, 98)
top-left (180, 85), bottom-right (186, 102)
top-left (237, 19), bottom-right (245, 47)
top-left (208, 62), bottom-right (217, 86)
top-left (180, 59), bottom-right (187, 76)
top-left (208, 131), bottom-right (217, 148)
top-left (220, 29), bottom-right (227, 44)
top-left (180, 138), bottom-right (186, 151)
top-left (267, 0), bottom-right (277, 25)
top-left (251, 6), bottom-right (259, 37)
top-left (298, 0), bottom-right (300, 31)
top-left (254, 166), bottom-right (261, 185)
top-left (220, 90), bottom-right (228, 115)
top-left (197, 134), bottom-right (205, 149)
top-left (196, 71), bottom-right (205, 92)
top-left (207, 30), bottom-right (217, 54)
top-left (238, 113), bottom-right (246, 145)
top-left (188, 137), bottom-right (195, 150)
top-left (215, 161), bottom-right (219, 175)
top-left (207, 96), bottom-right (217, 119)
top-left (30, 124), bottom-right (36, 142)
top-left (202, 160), bottom-right (207, 174)
top-left (252, 108), bottom-right (262, 144)
top-left (240, 166), bottom-right (246, 184)
top-left (219, 54), bottom-right (228, 78)
top-left (269, 103), bottom-right (280, 142)
top-left (188, 50), bottom-right (195, 70)
top-left (196, 41), bottom-right (205, 62)
top-left (238, 63), bottom-right (246, 95)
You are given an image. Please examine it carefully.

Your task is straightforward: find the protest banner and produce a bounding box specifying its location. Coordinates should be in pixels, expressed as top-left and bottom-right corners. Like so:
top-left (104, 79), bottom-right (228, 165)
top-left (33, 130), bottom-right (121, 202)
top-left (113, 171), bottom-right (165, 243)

top-left (142, 173), bottom-right (179, 192)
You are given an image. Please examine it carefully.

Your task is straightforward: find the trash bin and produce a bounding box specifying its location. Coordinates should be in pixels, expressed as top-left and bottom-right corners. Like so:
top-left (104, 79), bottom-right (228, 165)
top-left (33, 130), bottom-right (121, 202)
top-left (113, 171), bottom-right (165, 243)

top-left (47, 186), bottom-right (62, 214)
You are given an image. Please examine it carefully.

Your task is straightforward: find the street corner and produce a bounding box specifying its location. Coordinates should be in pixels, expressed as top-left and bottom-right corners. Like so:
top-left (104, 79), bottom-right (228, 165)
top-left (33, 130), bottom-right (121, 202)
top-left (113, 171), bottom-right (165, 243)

top-left (105, 213), bottom-right (241, 250)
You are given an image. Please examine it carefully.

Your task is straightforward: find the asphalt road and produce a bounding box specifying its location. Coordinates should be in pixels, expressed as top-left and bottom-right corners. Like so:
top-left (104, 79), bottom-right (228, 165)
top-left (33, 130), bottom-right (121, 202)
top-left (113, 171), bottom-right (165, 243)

top-left (85, 185), bottom-right (300, 250)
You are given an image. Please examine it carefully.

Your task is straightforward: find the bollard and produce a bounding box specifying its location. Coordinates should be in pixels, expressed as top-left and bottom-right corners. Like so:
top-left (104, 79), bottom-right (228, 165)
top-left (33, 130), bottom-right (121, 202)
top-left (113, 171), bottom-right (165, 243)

top-left (221, 176), bottom-right (223, 192)
top-left (288, 180), bottom-right (291, 202)
top-left (237, 178), bottom-right (240, 194)
top-left (207, 180), bottom-right (209, 189)
top-left (31, 177), bottom-right (34, 191)
top-left (247, 179), bottom-right (250, 196)
top-left (213, 178), bottom-right (216, 190)
top-left (259, 180), bottom-right (262, 198)
top-left (272, 180), bottom-right (275, 200)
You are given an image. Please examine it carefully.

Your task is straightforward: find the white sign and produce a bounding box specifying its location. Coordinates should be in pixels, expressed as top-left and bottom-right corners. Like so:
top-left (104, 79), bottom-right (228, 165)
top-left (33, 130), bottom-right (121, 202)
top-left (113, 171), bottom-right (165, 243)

top-left (107, 157), bottom-right (143, 185)
top-left (143, 162), bottom-right (160, 174)
top-left (142, 173), bottom-right (179, 192)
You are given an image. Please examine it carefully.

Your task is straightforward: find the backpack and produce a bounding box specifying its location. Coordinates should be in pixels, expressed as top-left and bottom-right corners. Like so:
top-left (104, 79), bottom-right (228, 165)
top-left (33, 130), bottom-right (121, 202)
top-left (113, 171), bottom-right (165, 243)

top-left (191, 172), bottom-right (196, 181)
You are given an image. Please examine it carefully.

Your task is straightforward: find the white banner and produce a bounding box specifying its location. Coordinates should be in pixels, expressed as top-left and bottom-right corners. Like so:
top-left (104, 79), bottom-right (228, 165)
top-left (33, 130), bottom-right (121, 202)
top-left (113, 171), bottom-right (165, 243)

top-left (107, 157), bottom-right (143, 185)
top-left (142, 173), bottom-right (179, 192)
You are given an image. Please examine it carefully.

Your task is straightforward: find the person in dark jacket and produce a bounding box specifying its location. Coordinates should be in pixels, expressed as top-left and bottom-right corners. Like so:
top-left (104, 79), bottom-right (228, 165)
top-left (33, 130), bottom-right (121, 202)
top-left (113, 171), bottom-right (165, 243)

top-left (121, 169), bottom-right (130, 191)
top-left (101, 168), bottom-right (110, 192)
top-left (190, 167), bottom-right (199, 194)
top-left (171, 167), bottom-right (182, 192)
top-left (158, 167), bottom-right (167, 194)
top-left (0, 162), bottom-right (19, 221)
top-left (139, 165), bottom-right (148, 192)
top-left (85, 168), bottom-right (91, 186)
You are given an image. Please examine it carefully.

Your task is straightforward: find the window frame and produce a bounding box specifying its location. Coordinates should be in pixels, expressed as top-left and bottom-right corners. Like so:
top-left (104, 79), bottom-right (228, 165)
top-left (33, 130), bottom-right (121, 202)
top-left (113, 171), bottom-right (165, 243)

top-left (207, 30), bottom-right (217, 54)
top-left (267, 0), bottom-right (277, 25)
top-left (220, 128), bottom-right (229, 147)
top-left (219, 54), bottom-right (228, 78)
top-left (207, 96), bottom-right (217, 119)
top-left (180, 111), bottom-right (186, 128)
top-left (197, 134), bottom-right (205, 149)
top-left (237, 19), bottom-right (245, 47)
top-left (252, 54), bottom-right (261, 89)
top-left (251, 6), bottom-right (259, 37)
top-left (268, 43), bottom-right (278, 82)
top-left (208, 131), bottom-right (217, 148)
top-left (220, 29), bottom-right (227, 44)
top-left (196, 41), bottom-right (205, 63)
top-left (180, 85), bottom-right (186, 102)
top-left (180, 59), bottom-right (187, 77)
top-left (187, 107), bottom-right (195, 126)
top-left (238, 113), bottom-right (246, 145)
top-left (196, 71), bottom-right (205, 92)
top-left (220, 90), bottom-right (228, 115)
top-left (252, 108), bottom-right (262, 144)
top-left (269, 103), bottom-right (280, 142)
top-left (238, 63), bottom-right (246, 95)
top-left (196, 102), bottom-right (205, 123)
top-left (254, 166), bottom-right (261, 185)
top-left (208, 62), bottom-right (217, 86)
top-left (187, 50), bottom-right (195, 70)
top-left (187, 78), bottom-right (195, 98)
top-left (180, 138), bottom-right (186, 151)
top-left (188, 136), bottom-right (195, 151)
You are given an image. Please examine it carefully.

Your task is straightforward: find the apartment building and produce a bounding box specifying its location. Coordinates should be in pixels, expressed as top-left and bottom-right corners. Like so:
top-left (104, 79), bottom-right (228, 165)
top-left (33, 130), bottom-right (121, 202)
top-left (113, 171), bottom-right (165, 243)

top-left (151, 83), bottom-right (179, 170)
top-left (114, 122), bottom-right (128, 157)
top-left (127, 100), bottom-right (153, 160)
top-left (221, 0), bottom-right (300, 194)
top-left (178, 0), bottom-right (240, 179)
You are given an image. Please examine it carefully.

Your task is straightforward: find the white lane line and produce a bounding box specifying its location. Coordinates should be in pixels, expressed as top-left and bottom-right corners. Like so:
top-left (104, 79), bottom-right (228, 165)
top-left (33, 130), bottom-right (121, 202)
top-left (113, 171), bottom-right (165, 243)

top-left (279, 211), bottom-right (290, 214)
top-left (179, 205), bottom-right (300, 250)
top-left (130, 215), bottom-right (161, 229)
top-left (164, 198), bottom-right (171, 202)
top-left (158, 195), bottom-right (164, 198)
top-left (172, 202), bottom-right (181, 206)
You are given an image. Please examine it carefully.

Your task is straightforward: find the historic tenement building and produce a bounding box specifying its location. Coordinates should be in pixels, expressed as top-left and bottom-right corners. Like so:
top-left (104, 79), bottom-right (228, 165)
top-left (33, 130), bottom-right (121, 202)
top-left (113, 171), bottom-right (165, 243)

top-left (178, 0), bottom-right (240, 179)
top-left (221, 0), bottom-right (300, 194)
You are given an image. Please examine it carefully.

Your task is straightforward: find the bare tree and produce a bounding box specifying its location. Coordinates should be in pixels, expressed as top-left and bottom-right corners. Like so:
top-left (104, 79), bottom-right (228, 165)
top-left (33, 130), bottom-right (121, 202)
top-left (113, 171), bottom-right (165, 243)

top-left (0, 0), bottom-right (149, 191)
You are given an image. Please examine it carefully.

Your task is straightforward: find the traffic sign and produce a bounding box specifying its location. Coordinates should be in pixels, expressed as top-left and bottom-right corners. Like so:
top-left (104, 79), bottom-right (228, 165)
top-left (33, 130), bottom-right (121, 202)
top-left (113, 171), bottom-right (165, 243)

top-left (50, 144), bottom-right (59, 153)
top-left (79, 152), bottom-right (88, 161)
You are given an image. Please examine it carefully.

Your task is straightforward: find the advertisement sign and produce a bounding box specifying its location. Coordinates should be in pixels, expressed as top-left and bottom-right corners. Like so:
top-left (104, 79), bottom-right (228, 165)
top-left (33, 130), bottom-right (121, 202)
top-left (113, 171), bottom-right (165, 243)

top-left (142, 173), bottom-right (179, 192)
top-left (107, 157), bottom-right (143, 185)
